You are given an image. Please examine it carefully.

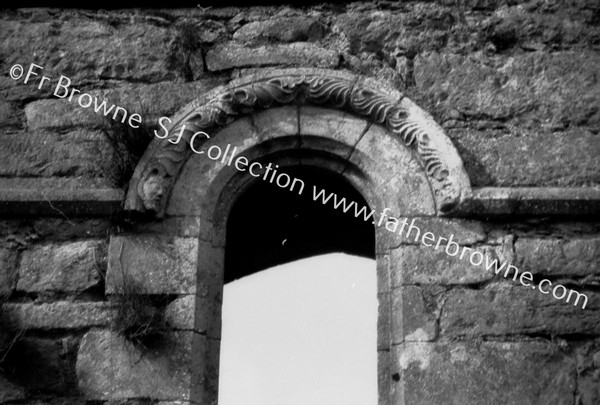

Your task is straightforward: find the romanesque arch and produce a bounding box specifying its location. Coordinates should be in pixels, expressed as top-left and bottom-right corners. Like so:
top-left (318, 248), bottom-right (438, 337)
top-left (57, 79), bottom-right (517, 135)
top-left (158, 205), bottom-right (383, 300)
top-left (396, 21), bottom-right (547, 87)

top-left (125, 68), bottom-right (471, 216)
top-left (122, 68), bottom-right (471, 404)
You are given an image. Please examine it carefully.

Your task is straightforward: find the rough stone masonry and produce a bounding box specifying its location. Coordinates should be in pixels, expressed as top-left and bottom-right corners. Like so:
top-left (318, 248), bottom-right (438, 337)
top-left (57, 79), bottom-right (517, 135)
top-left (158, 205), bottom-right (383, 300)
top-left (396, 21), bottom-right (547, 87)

top-left (0, 1), bottom-right (599, 405)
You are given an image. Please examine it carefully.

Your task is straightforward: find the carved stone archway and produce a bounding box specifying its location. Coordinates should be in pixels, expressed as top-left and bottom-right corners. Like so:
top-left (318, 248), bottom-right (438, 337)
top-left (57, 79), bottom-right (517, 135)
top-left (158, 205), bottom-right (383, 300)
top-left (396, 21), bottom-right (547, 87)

top-left (125, 69), bottom-right (471, 217)
top-left (119, 69), bottom-right (471, 404)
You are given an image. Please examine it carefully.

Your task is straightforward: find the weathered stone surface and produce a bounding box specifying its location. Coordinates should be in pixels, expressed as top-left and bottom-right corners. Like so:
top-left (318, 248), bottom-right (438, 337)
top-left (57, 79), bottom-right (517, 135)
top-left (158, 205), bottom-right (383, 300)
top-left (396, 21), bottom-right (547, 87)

top-left (0, 178), bottom-right (123, 216)
top-left (0, 130), bottom-right (117, 180)
top-left (399, 217), bottom-right (486, 246)
top-left (252, 106), bottom-right (299, 140)
top-left (395, 341), bottom-right (576, 405)
top-left (32, 218), bottom-right (112, 240)
top-left (298, 106), bottom-right (369, 147)
top-left (0, 373), bottom-right (25, 402)
top-left (234, 17), bottom-right (326, 43)
top-left (206, 42), bottom-right (339, 71)
top-left (0, 19), bottom-right (181, 86)
top-left (25, 100), bottom-right (105, 131)
top-left (9, 336), bottom-right (79, 392)
top-left (378, 292), bottom-right (391, 351)
top-left (131, 216), bottom-right (202, 238)
top-left (440, 285), bottom-right (600, 337)
top-left (106, 235), bottom-right (198, 295)
top-left (17, 240), bottom-right (104, 293)
top-left (377, 216), bottom-right (488, 252)
top-left (351, 124), bottom-right (436, 216)
top-left (449, 128), bottom-right (600, 187)
top-left (484, 3), bottom-right (600, 52)
top-left (392, 286), bottom-right (438, 343)
top-left (24, 78), bottom-right (224, 131)
top-left (335, 4), bottom-right (467, 56)
top-left (459, 187), bottom-right (600, 216)
top-left (515, 237), bottom-right (600, 277)
top-left (391, 245), bottom-right (503, 286)
top-left (575, 340), bottom-right (600, 405)
top-left (23, 399), bottom-right (89, 405)
top-left (157, 402), bottom-right (195, 405)
top-left (0, 248), bottom-right (18, 295)
top-left (578, 376), bottom-right (600, 405)
top-left (165, 295), bottom-right (197, 331)
top-left (0, 100), bottom-right (19, 128)
top-left (415, 51), bottom-right (600, 129)
top-left (1, 302), bottom-right (115, 330)
top-left (76, 330), bottom-right (201, 400)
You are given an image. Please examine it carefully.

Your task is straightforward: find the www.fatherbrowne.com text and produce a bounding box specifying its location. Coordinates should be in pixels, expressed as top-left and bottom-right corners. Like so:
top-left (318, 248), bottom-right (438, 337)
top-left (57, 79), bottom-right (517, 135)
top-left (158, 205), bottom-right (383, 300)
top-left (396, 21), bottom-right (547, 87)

top-left (310, 187), bottom-right (589, 309)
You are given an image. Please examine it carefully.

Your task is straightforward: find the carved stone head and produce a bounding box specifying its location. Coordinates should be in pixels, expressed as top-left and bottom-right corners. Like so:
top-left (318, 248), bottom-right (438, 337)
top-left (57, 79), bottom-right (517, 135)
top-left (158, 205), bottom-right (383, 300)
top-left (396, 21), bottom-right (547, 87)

top-left (139, 170), bottom-right (166, 212)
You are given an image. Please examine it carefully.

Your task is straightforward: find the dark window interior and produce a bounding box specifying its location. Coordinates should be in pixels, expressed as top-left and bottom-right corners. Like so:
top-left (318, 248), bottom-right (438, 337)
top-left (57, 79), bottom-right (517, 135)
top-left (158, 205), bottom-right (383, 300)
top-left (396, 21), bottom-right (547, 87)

top-left (225, 166), bottom-right (375, 283)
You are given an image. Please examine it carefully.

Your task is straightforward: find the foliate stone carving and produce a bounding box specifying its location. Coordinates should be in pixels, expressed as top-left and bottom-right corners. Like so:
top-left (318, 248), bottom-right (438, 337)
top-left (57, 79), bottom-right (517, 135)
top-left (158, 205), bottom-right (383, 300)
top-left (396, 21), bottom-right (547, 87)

top-left (126, 70), bottom-right (469, 216)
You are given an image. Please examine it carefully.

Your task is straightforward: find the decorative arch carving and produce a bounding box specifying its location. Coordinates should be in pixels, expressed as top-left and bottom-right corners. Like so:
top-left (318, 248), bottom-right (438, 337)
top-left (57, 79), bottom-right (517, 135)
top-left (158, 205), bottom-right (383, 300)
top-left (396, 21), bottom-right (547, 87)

top-left (125, 69), bottom-right (471, 216)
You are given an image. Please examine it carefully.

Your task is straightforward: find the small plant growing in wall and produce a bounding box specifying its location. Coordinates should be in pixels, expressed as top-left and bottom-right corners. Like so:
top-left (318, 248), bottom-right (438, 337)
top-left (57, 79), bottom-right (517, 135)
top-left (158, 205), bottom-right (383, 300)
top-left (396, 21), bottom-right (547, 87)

top-left (111, 243), bottom-right (166, 345)
top-left (99, 102), bottom-right (154, 188)
top-left (111, 276), bottom-right (166, 345)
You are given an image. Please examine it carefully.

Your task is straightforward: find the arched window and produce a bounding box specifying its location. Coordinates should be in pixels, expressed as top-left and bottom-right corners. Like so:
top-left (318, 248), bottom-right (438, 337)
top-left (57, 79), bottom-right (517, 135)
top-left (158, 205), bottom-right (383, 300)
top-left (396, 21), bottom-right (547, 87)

top-left (219, 166), bottom-right (377, 404)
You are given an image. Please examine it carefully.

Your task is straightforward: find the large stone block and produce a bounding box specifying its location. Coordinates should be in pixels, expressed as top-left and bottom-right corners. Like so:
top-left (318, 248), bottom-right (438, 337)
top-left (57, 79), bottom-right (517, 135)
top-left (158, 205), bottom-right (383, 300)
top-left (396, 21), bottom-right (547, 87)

top-left (76, 330), bottom-right (202, 401)
top-left (440, 285), bottom-right (600, 336)
top-left (395, 341), bottom-right (576, 405)
top-left (390, 245), bottom-right (502, 286)
top-left (17, 240), bottom-right (104, 293)
top-left (449, 128), bottom-right (600, 187)
top-left (515, 237), bottom-right (600, 277)
top-left (1, 302), bottom-right (115, 330)
top-left (0, 130), bottom-right (116, 180)
top-left (24, 100), bottom-right (104, 131)
top-left (206, 42), bottom-right (339, 71)
top-left (7, 336), bottom-right (80, 393)
top-left (234, 17), bottom-right (326, 43)
top-left (335, 5), bottom-right (462, 56)
top-left (23, 78), bottom-right (224, 131)
top-left (415, 51), bottom-right (600, 129)
top-left (483, 3), bottom-right (600, 52)
top-left (0, 19), bottom-right (181, 88)
top-left (106, 235), bottom-right (198, 295)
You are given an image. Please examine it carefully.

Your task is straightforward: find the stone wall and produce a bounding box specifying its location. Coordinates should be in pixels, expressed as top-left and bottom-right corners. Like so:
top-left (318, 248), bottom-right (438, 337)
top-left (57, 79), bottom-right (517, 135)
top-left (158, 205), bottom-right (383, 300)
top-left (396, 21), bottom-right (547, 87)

top-left (1, 2), bottom-right (599, 404)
